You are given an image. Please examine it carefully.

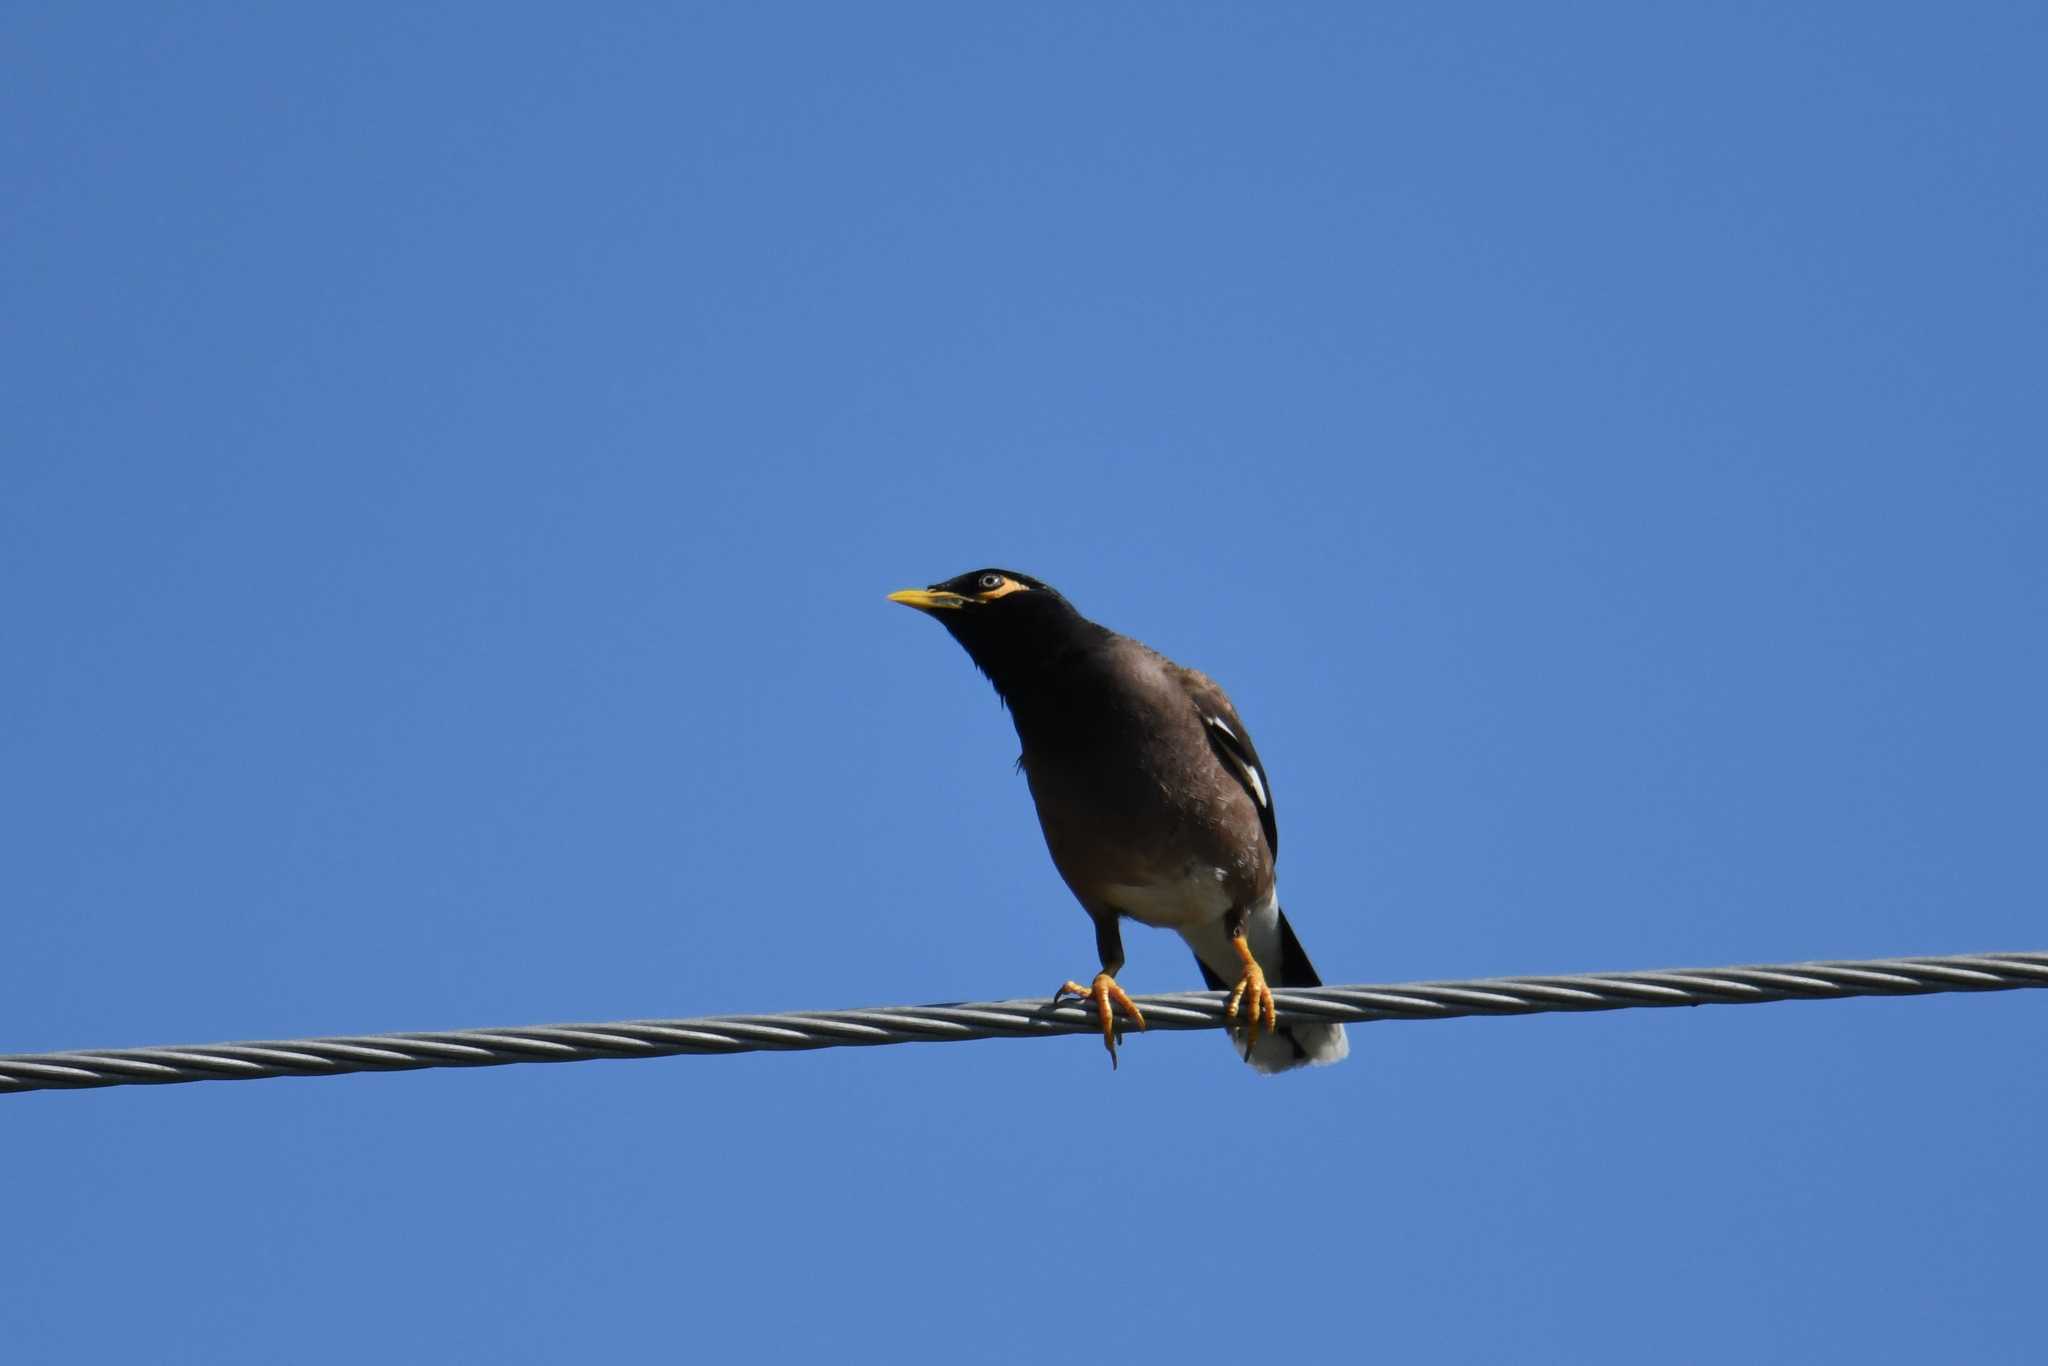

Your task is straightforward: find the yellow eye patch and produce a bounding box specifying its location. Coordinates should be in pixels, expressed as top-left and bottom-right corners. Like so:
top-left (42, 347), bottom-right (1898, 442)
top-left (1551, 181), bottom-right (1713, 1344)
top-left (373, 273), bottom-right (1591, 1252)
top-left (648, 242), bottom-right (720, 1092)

top-left (976, 578), bottom-right (1030, 601)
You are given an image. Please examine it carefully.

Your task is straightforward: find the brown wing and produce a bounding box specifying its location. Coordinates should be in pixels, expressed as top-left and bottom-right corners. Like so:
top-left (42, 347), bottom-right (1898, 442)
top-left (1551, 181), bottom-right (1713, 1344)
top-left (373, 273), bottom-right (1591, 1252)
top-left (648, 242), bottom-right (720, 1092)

top-left (1179, 667), bottom-right (1278, 863)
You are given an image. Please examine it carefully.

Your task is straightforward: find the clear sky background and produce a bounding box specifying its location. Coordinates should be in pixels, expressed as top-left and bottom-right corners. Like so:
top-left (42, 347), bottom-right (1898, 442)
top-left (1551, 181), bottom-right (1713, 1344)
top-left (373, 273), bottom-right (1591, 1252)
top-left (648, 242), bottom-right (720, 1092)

top-left (5, 5), bottom-right (2044, 1362)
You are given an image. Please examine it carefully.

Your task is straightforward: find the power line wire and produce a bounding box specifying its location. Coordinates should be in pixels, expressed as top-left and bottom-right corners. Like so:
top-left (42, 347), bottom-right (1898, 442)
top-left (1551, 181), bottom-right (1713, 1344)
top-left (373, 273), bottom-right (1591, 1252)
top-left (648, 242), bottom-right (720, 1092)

top-left (4, 949), bottom-right (2042, 1096)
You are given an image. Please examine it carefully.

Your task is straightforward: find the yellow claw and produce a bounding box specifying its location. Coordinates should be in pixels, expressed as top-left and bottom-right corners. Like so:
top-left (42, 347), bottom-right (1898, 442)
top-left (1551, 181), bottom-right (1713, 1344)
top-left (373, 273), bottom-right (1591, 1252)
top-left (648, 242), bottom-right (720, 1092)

top-left (1225, 935), bottom-right (1276, 1050)
top-left (1055, 972), bottom-right (1147, 1069)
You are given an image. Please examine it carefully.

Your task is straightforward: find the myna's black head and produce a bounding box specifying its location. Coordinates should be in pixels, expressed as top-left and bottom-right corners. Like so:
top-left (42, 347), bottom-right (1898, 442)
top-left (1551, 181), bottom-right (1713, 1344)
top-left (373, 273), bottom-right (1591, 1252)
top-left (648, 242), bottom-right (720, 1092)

top-left (888, 569), bottom-right (1099, 698)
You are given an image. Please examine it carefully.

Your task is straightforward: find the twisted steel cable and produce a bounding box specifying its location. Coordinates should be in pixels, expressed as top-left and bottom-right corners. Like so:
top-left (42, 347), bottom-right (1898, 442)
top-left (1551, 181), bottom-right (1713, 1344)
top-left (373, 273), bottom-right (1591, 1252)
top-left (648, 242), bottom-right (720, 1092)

top-left (4, 949), bottom-right (2043, 1096)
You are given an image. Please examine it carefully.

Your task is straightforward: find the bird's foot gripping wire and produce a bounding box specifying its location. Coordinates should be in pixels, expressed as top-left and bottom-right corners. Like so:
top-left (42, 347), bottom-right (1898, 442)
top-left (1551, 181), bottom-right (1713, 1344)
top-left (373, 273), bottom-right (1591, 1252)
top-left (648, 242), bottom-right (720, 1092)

top-left (1225, 935), bottom-right (1278, 1055)
top-left (1055, 972), bottom-right (1147, 1069)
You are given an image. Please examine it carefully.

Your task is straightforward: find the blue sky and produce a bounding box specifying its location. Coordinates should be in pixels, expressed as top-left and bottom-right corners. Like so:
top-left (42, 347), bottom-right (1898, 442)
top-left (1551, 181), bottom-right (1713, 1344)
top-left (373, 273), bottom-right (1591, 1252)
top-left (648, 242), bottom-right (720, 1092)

top-left (5, 4), bottom-right (2044, 1361)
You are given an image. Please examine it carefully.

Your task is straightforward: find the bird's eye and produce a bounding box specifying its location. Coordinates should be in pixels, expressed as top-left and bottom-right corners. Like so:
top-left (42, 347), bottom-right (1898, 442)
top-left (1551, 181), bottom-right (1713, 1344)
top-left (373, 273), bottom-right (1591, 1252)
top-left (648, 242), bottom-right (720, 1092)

top-left (978, 574), bottom-right (1005, 591)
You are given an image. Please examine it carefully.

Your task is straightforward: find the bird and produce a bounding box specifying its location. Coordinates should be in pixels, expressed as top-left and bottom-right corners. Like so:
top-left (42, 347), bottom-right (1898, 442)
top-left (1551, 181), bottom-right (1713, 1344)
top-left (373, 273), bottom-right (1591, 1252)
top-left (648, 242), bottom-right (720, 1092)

top-left (888, 568), bottom-right (1348, 1072)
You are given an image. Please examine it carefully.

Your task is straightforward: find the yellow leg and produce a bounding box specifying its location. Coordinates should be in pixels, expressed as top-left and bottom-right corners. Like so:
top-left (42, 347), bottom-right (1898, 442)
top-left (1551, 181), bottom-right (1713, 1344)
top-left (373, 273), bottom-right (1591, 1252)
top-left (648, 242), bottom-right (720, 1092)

top-left (1054, 972), bottom-right (1147, 1069)
top-left (1224, 934), bottom-right (1277, 1048)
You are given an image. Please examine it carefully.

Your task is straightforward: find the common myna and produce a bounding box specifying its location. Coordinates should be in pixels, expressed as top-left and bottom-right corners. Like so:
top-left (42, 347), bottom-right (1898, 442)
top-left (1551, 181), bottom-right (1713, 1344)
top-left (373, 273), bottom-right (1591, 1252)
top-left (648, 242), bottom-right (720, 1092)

top-left (889, 569), bottom-right (1349, 1072)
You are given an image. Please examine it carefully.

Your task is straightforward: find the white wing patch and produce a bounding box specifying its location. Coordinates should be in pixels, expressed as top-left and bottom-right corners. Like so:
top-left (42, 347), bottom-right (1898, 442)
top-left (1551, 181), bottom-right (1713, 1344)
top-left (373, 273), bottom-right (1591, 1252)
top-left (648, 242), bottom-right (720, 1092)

top-left (1204, 714), bottom-right (1268, 809)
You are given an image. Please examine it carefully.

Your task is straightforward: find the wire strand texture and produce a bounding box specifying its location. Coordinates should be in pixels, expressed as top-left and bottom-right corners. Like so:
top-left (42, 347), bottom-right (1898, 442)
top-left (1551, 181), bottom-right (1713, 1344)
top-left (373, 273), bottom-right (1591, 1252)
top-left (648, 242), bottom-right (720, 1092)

top-left (4, 950), bottom-right (2043, 1096)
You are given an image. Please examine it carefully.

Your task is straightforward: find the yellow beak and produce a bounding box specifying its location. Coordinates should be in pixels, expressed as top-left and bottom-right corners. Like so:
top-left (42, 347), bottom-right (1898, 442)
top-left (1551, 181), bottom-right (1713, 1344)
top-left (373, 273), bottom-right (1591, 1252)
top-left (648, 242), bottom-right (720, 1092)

top-left (887, 588), bottom-right (972, 612)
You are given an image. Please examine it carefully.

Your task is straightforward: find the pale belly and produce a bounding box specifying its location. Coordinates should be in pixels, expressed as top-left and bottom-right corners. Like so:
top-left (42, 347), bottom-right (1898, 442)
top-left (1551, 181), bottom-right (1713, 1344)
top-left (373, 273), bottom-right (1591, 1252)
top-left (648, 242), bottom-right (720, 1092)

top-left (1101, 866), bottom-right (1235, 931)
